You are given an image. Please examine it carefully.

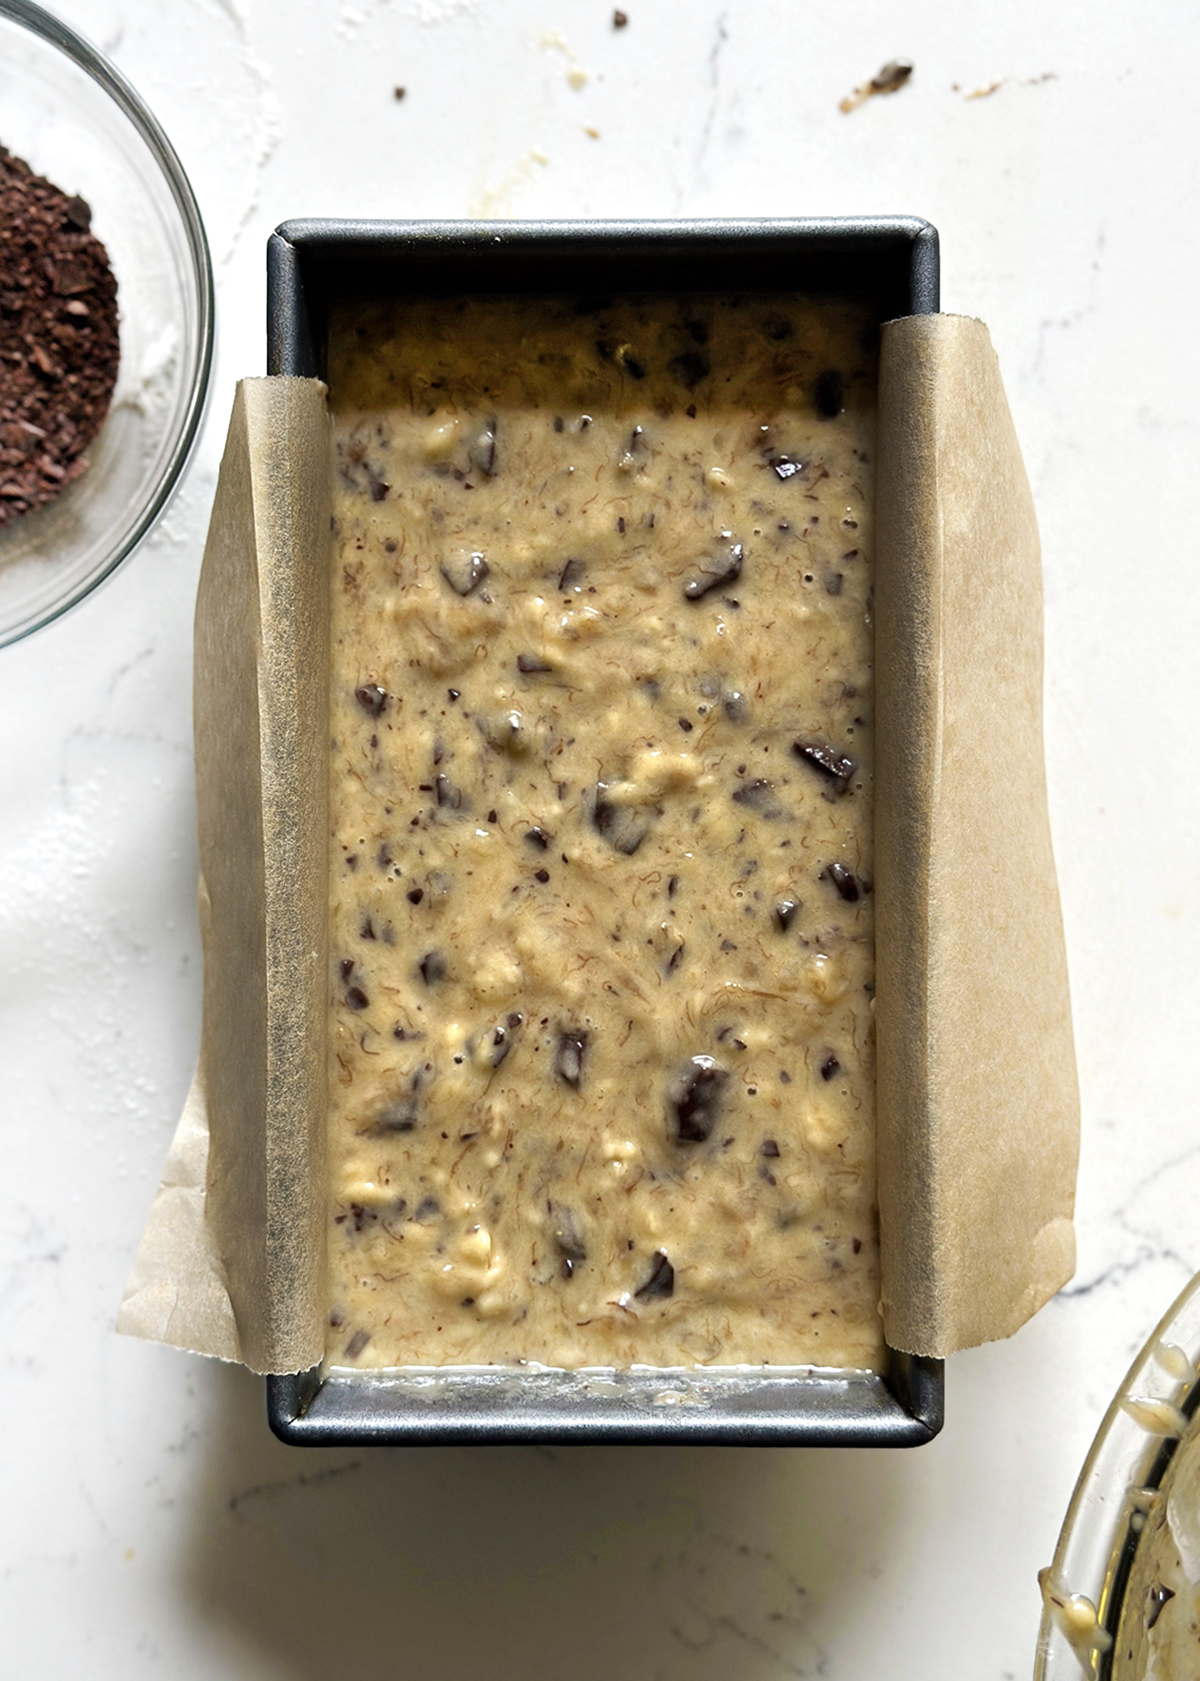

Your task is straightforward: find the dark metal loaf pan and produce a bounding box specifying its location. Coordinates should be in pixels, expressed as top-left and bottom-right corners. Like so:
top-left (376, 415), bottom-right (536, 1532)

top-left (265, 216), bottom-right (942, 1448)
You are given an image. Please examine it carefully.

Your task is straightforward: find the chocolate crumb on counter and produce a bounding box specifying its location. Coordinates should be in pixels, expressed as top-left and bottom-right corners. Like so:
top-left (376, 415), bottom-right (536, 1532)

top-left (325, 292), bottom-right (880, 1372)
top-left (840, 58), bottom-right (914, 113)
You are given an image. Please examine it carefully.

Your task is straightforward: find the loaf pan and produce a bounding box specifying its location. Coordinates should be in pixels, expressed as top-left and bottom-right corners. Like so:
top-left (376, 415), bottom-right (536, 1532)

top-left (265, 216), bottom-right (943, 1448)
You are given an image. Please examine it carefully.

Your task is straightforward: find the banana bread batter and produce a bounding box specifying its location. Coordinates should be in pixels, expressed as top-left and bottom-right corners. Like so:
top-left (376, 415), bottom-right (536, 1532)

top-left (324, 291), bottom-right (882, 1370)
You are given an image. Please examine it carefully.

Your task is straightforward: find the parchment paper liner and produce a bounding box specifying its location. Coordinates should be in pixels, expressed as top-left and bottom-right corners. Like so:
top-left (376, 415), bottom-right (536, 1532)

top-left (117, 315), bottom-right (1079, 1371)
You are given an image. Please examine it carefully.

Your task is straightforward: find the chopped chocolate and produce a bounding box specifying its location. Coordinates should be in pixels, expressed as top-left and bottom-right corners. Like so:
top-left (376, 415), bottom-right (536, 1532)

top-left (820, 1054), bottom-right (840, 1081)
top-left (468, 416), bottom-right (498, 477)
top-left (484, 1021), bottom-right (515, 1067)
top-left (551, 1203), bottom-right (588, 1265)
top-left (1146, 1583), bottom-right (1176, 1630)
top-left (374, 1076), bottom-right (421, 1133)
top-left (820, 862), bottom-right (863, 903)
top-left (439, 550), bottom-right (490, 596)
top-left (669, 1056), bottom-right (729, 1143)
top-left (419, 949), bottom-right (448, 984)
top-left (525, 826), bottom-right (552, 850)
top-left (773, 898), bottom-right (799, 931)
top-left (732, 778), bottom-right (774, 809)
top-left (516, 651), bottom-right (554, 674)
top-left (345, 984), bottom-right (369, 1011)
top-left (558, 555), bottom-right (585, 590)
top-left (795, 740), bottom-right (858, 789)
top-left (344, 1329), bottom-right (371, 1358)
top-left (554, 1029), bottom-right (589, 1088)
top-left (635, 1250), bottom-right (675, 1299)
top-left (764, 450), bottom-right (808, 482)
top-left (592, 783), bottom-right (655, 854)
top-left (683, 542), bottom-right (743, 601)
top-left (434, 772), bottom-right (465, 809)
top-left (355, 683), bottom-right (388, 716)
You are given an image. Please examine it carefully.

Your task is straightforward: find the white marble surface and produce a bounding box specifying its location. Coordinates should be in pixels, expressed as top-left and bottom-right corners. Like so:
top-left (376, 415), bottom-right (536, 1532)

top-left (3, 2), bottom-right (1199, 1675)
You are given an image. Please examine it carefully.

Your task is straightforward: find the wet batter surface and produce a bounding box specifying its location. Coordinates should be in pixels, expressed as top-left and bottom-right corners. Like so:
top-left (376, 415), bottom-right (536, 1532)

top-left (325, 292), bottom-right (883, 1370)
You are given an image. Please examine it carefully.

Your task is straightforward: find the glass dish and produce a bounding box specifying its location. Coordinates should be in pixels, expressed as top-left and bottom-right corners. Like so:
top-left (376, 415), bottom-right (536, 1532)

top-left (0, 0), bottom-right (213, 647)
top-left (1035, 1270), bottom-right (1200, 1679)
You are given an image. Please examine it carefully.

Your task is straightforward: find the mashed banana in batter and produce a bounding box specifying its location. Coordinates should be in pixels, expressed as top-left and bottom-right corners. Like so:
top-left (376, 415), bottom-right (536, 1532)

top-left (324, 292), bottom-right (882, 1370)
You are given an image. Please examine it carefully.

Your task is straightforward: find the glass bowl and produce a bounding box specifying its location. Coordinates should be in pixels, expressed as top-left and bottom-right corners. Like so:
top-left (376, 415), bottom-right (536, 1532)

top-left (1035, 1270), bottom-right (1200, 1679)
top-left (0, 0), bottom-right (213, 647)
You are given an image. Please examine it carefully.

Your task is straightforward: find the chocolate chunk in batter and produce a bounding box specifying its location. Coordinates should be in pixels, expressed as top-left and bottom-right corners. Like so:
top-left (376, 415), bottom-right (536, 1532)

top-left (732, 778), bottom-right (781, 815)
top-left (434, 772), bottom-right (465, 810)
top-left (774, 898), bottom-right (800, 931)
top-left (820, 862), bottom-right (864, 903)
top-left (374, 1076), bottom-right (422, 1133)
top-left (669, 1056), bottom-right (729, 1143)
top-left (554, 1029), bottom-right (589, 1088)
top-left (551, 1203), bottom-right (588, 1276)
top-left (468, 417), bottom-right (498, 477)
top-left (683, 542), bottom-right (743, 601)
top-left (1146, 1584), bottom-right (1176, 1630)
top-left (592, 784), bottom-right (656, 854)
top-left (355, 683), bottom-right (388, 716)
top-left (439, 550), bottom-right (490, 596)
top-left (558, 556), bottom-right (585, 590)
top-left (764, 449), bottom-right (808, 482)
top-left (795, 740), bottom-right (858, 791)
top-left (635, 1250), bottom-right (675, 1298)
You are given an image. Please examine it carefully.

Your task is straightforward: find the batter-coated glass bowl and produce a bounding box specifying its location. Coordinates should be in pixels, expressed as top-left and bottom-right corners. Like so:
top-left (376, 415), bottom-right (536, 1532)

top-left (0, 0), bottom-right (213, 647)
top-left (1035, 1271), bottom-right (1200, 1679)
